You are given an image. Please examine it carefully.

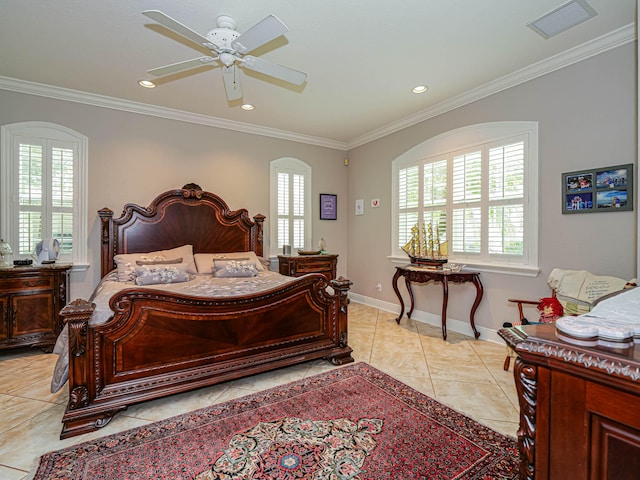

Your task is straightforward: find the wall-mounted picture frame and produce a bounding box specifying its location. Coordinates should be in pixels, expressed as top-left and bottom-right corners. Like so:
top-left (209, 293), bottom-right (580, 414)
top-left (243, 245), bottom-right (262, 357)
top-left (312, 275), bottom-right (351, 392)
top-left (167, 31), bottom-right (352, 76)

top-left (562, 163), bottom-right (633, 214)
top-left (320, 193), bottom-right (337, 220)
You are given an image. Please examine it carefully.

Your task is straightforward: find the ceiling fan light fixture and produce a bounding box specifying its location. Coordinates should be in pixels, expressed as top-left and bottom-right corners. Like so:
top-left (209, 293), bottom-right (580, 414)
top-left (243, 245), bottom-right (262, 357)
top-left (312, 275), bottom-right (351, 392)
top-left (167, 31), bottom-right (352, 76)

top-left (241, 104), bottom-right (255, 111)
top-left (138, 80), bottom-right (156, 88)
top-left (412, 85), bottom-right (428, 94)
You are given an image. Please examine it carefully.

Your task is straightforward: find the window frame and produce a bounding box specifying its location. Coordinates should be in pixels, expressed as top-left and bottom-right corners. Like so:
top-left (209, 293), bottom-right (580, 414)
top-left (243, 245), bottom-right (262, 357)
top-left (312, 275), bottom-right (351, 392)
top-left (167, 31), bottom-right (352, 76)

top-left (391, 122), bottom-right (539, 276)
top-left (269, 157), bottom-right (312, 257)
top-left (1, 121), bottom-right (88, 269)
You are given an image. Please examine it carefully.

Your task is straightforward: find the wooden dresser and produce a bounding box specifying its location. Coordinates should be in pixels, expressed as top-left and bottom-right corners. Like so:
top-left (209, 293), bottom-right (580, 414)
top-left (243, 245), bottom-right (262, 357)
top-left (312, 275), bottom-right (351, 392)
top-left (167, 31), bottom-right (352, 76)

top-left (499, 324), bottom-right (640, 480)
top-left (278, 254), bottom-right (338, 281)
top-left (0, 264), bottom-right (71, 352)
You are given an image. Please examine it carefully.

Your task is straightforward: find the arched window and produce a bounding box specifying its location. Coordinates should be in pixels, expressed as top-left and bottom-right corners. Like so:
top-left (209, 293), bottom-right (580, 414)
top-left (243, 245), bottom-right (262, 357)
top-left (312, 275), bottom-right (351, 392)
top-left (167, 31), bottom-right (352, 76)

top-left (1, 122), bottom-right (88, 267)
top-left (270, 158), bottom-right (312, 256)
top-left (392, 122), bottom-right (539, 274)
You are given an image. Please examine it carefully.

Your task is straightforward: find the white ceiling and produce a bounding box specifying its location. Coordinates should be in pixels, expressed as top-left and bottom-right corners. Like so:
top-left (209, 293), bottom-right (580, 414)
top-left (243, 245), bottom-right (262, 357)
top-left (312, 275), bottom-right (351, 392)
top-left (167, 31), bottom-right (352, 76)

top-left (0, 0), bottom-right (635, 149)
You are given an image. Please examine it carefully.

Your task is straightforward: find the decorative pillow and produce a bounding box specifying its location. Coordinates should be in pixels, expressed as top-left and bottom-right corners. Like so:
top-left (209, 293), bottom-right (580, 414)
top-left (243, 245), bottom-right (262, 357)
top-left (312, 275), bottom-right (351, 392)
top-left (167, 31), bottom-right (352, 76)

top-left (194, 251), bottom-right (265, 274)
top-left (115, 245), bottom-right (196, 282)
top-left (134, 264), bottom-right (191, 285)
top-left (213, 260), bottom-right (259, 278)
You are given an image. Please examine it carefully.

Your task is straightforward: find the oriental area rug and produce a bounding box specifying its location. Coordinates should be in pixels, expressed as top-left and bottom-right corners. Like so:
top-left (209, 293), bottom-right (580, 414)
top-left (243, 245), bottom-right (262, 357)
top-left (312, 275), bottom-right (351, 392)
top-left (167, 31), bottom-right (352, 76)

top-left (35, 363), bottom-right (519, 479)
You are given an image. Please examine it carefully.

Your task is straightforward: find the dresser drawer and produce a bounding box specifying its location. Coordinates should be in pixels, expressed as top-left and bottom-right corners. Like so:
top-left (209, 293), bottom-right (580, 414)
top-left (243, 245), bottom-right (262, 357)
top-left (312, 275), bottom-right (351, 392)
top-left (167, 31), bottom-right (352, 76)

top-left (278, 254), bottom-right (338, 281)
top-left (0, 275), bottom-right (54, 292)
top-left (294, 259), bottom-right (334, 274)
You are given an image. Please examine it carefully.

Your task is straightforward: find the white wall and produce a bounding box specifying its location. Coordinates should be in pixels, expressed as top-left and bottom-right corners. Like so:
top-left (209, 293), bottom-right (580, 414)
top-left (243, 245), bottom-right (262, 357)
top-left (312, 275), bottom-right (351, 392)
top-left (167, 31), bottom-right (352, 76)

top-left (346, 43), bottom-right (637, 334)
top-left (0, 91), bottom-right (350, 300)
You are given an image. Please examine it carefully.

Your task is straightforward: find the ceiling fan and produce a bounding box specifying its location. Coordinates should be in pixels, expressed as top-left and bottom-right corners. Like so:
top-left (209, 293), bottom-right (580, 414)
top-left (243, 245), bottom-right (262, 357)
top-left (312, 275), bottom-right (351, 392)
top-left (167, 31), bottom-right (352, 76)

top-left (142, 10), bottom-right (307, 101)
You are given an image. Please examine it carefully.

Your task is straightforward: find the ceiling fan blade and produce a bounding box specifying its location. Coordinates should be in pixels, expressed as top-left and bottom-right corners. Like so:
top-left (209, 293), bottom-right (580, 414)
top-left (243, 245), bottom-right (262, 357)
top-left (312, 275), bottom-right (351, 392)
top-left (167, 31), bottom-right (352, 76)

top-left (222, 65), bottom-right (243, 100)
top-left (231, 15), bottom-right (288, 54)
top-left (143, 10), bottom-right (218, 51)
top-left (147, 56), bottom-right (218, 76)
top-left (241, 56), bottom-right (307, 86)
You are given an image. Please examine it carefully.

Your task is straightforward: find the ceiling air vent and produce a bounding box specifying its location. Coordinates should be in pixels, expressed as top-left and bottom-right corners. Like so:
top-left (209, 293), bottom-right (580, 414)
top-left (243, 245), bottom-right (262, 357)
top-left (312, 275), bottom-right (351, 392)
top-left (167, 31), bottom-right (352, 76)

top-left (528, 0), bottom-right (597, 39)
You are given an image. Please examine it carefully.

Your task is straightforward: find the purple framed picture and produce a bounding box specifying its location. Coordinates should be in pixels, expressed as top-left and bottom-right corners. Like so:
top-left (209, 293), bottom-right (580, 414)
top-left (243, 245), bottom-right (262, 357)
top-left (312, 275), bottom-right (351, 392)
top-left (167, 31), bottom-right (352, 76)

top-left (320, 194), bottom-right (337, 220)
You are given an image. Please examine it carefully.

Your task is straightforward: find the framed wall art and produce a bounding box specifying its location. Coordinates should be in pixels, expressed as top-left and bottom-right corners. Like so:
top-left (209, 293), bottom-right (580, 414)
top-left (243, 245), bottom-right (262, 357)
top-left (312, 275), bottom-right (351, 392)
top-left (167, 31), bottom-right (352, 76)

top-left (562, 163), bottom-right (633, 214)
top-left (320, 193), bottom-right (337, 220)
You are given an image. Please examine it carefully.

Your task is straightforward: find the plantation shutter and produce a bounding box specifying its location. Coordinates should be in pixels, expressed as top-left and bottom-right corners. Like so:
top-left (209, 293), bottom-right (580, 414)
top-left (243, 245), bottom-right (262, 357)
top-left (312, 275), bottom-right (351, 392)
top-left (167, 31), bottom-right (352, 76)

top-left (292, 173), bottom-right (305, 249)
top-left (17, 142), bottom-right (44, 255)
top-left (398, 165), bottom-right (419, 249)
top-left (452, 151), bottom-right (482, 254)
top-left (423, 159), bottom-right (448, 246)
top-left (393, 123), bottom-right (536, 270)
top-left (276, 171), bottom-right (306, 250)
top-left (488, 141), bottom-right (525, 255)
top-left (16, 138), bottom-right (76, 258)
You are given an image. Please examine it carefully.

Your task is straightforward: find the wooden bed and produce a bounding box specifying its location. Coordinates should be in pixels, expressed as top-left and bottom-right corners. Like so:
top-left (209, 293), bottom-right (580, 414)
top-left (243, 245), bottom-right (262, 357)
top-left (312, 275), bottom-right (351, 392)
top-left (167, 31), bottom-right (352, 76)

top-left (59, 183), bottom-right (353, 439)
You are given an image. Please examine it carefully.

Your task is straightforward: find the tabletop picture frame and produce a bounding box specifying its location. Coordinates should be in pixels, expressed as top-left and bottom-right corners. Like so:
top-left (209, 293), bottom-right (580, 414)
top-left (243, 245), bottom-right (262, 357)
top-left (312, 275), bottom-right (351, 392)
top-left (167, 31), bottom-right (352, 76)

top-left (320, 193), bottom-right (337, 220)
top-left (562, 163), bottom-right (632, 214)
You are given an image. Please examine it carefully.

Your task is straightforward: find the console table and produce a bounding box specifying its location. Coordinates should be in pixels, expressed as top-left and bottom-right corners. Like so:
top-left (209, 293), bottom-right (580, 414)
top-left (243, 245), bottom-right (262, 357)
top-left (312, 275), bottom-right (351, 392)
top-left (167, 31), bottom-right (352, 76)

top-left (392, 264), bottom-right (483, 340)
top-left (499, 324), bottom-right (640, 480)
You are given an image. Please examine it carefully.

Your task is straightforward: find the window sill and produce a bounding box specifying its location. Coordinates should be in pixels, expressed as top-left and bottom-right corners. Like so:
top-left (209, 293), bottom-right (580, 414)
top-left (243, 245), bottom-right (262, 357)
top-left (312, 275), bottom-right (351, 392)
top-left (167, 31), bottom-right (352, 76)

top-left (388, 256), bottom-right (540, 277)
top-left (69, 263), bottom-right (90, 272)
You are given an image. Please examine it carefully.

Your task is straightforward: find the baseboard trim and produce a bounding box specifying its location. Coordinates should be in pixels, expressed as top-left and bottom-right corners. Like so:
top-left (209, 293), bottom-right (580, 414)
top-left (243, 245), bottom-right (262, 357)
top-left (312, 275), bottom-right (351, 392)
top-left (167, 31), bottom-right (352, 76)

top-left (348, 292), bottom-right (504, 344)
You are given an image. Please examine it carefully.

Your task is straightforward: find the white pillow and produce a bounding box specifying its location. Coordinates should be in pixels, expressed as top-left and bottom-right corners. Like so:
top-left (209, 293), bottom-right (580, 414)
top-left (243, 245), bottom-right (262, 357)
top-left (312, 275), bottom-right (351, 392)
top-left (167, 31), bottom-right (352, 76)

top-left (194, 252), bottom-right (265, 274)
top-left (114, 245), bottom-right (196, 282)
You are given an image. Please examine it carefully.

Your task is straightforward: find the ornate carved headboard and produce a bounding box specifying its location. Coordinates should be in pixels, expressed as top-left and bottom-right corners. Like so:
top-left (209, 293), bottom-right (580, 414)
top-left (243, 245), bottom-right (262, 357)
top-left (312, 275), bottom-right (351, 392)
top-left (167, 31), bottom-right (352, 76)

top-left (99, 183), bottom-right (265, 277)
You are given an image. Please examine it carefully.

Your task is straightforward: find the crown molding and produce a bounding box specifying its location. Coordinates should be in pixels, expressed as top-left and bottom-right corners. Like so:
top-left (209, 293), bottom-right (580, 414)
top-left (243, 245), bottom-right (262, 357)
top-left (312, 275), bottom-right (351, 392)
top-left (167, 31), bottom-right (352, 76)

top-left (347, 23), bottom-right (636, 149)
top-left (0, 76), bottom-right (348, 151)
top-left (0, 23), bottom-right (634, 153)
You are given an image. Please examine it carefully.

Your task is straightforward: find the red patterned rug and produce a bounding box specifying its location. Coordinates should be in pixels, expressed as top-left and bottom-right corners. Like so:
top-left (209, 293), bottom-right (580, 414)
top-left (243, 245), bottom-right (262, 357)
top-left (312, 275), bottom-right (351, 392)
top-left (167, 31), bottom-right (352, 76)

top-left (35, 363), bottom-right (519, 479)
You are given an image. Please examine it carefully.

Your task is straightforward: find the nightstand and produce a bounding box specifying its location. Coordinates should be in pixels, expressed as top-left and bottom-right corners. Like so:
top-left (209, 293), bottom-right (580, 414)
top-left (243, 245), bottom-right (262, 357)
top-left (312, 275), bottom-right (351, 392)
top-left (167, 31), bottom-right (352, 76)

top-left (278, 254), bottom-right (338, 281)
top-left (0, 264), bottom-right (71, 352)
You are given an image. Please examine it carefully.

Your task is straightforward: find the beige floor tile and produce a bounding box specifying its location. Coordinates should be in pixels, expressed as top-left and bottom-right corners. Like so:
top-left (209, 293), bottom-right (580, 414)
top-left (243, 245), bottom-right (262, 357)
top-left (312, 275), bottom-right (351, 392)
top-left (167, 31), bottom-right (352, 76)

top-left (375, 317), bottom-right (419, 336)
top-left (226, 363), bottom-right (309, 391)
top-left (477, 418), bottom-right (519, 438)
top-left (369, 350), bottom-right (428, 378)
top-left (431, 379), bottom-right (518, 424)
top-left (123, 382), bottom-right (231, 422)
top-left (0, 395), bottom-right (59, 435)
top-left (0, 403), bottom-right (83, 472)
top-left (0, 465), bottom-right (28, 480)
top-left (372, 333), bottom-right (424, 353)
top-left (7, 378), bottom-right (67, 405)
top-left (428, 362), bottom-right (497, 385)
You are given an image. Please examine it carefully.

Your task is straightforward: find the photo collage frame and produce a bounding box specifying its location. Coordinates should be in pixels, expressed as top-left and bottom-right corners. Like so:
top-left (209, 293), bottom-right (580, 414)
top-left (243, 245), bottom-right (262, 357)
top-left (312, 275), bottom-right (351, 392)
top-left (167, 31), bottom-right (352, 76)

top-left (562, 163), bottom-right (633, 214)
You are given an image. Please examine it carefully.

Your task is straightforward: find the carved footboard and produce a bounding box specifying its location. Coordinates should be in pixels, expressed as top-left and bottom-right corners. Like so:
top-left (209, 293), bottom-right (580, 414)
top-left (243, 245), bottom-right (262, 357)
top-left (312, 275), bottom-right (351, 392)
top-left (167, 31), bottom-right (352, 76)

top-left (59, 275), bottom-right (352, 439)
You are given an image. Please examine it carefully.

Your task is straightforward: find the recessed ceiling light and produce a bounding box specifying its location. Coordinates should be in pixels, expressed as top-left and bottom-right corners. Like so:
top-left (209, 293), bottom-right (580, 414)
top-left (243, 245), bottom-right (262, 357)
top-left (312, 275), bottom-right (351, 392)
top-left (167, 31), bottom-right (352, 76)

top-left (138, 80), bottom-right (156, 88)
top-left (241, 104), bottom-right (255, 111)
top-left (412, 85), bottom-right (428, 94)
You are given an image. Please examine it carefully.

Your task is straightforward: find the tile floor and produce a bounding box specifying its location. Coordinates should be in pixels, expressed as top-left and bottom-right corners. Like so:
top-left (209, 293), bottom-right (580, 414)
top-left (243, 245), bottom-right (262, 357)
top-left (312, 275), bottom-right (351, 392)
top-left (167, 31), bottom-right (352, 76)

top-left (0, 302), bottom-right (519, 479)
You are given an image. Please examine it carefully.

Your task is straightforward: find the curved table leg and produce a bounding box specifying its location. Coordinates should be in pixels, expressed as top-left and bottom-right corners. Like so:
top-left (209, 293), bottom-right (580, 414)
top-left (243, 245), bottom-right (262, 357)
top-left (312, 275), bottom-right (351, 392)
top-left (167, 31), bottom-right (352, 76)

top-left (441, 276), bottom-right (449, 340)
top-left (392, 269), bottom-right (405, 324)
top-left (405, 276), bottom-right (415, 319)
top-left (469, 274), bottom-right (484, 338)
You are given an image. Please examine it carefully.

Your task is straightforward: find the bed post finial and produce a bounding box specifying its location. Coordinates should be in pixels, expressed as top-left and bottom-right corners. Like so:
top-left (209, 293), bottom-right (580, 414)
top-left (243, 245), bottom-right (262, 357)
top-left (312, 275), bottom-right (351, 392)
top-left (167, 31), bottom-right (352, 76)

top-left (182, 183), bottom-right (203, 199)
top-left (98, 208), bottom-right (114, 277)
top-left (252, 214), bottom-right (265, 257)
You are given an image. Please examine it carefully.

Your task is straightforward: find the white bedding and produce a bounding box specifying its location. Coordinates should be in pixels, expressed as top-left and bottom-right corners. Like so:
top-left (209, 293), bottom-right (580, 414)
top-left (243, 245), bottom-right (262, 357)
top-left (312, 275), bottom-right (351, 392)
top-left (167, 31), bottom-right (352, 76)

top-left (51, 270), bottom-right (300, 393)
